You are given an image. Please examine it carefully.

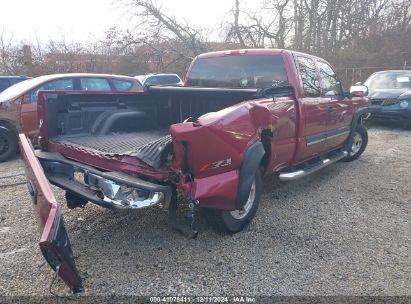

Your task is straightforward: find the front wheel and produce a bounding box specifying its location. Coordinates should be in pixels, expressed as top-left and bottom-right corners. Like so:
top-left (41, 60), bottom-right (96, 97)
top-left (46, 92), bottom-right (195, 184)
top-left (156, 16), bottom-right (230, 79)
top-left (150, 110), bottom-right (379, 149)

top-left (341, 124), bottom-right (368, 162)
top-left (204, 170), bottom-right (262, 233)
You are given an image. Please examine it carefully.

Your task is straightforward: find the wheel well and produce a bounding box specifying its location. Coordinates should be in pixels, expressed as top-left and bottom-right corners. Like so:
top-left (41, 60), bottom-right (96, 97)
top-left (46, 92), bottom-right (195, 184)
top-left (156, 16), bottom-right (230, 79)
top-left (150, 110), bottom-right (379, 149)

top-left (358, 114), bottom-right (367, 124)
top-left (260, 129), bottom-right (272, 172)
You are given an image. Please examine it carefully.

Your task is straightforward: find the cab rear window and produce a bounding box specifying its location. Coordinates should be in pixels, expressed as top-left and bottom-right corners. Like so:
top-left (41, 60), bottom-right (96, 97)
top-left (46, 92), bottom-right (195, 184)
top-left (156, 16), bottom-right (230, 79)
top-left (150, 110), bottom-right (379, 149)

top-left (187, 55), bottom-right (287, 88)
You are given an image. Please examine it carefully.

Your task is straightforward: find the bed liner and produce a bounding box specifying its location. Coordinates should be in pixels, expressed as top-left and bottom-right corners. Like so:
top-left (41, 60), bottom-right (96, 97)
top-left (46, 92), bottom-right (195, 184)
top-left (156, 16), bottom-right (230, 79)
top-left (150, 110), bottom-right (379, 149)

top-left (54, 130), bottom-right (172, 168)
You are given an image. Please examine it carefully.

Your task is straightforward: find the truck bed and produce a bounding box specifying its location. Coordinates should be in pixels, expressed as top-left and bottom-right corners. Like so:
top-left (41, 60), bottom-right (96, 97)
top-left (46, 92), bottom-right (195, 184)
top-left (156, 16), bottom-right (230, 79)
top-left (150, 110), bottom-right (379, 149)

top-left (41, 88), bottom-right (264, 169)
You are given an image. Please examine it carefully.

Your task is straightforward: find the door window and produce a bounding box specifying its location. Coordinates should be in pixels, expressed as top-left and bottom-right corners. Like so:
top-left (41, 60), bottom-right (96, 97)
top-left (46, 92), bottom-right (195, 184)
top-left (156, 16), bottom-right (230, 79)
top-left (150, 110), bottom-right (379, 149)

top-left (30, 78), bottom-right (74, 103)
top-left (318, 61), bottom-right (342, 96)
top-left (80, 78), bottom-right (111, 91)
top-left (297, 56), bottom-right (320, 97)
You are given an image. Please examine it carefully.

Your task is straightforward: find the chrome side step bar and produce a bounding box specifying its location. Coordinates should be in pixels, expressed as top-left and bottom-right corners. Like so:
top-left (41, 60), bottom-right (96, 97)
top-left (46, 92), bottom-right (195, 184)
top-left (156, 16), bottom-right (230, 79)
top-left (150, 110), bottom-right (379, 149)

top-left (279, 150), bottom-right (348, 181)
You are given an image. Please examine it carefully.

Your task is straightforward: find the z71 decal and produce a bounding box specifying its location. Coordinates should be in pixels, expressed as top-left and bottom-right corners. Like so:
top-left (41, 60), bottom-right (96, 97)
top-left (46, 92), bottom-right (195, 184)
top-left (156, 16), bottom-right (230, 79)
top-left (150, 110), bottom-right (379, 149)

top-left (200, 158), bottom-right (232, 172)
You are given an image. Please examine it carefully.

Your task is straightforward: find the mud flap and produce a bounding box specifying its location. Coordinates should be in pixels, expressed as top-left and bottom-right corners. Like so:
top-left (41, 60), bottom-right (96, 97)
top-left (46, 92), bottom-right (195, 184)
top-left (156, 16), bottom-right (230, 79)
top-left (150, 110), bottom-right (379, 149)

top-left (19, 134), bottom-right (83, 293)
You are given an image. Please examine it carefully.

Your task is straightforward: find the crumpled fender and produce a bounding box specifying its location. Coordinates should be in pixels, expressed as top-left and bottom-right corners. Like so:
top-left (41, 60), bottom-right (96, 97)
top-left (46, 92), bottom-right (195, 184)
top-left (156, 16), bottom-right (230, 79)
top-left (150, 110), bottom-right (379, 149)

top-left (170, 100), bottom-right (273, 210)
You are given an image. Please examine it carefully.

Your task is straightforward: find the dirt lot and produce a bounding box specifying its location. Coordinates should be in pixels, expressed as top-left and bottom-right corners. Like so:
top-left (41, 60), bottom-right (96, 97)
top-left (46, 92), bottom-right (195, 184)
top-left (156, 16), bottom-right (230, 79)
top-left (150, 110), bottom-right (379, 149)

top-left (0, 124), bottom-right (410, 297)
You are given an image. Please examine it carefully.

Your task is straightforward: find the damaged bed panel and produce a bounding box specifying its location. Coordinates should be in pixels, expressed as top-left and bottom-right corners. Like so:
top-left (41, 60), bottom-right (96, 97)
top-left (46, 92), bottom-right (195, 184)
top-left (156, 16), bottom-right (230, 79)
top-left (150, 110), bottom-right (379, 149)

top-left (131, 135), bottom-right (173, 168)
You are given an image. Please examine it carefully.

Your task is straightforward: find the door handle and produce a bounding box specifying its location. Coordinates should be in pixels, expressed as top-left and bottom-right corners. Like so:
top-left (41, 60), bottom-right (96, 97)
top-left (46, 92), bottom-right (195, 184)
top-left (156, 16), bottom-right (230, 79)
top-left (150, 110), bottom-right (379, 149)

top-left (328, 106), bottom-right (334, 113)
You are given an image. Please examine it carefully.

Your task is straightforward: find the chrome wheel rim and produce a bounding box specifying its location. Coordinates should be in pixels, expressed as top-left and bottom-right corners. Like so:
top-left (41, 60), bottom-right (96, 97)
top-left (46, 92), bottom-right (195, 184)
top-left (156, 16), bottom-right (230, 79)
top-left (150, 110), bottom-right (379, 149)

top-left (230, 179), bottom-right (256, 219)
top-left (350, 132), bottom-right (362, 156)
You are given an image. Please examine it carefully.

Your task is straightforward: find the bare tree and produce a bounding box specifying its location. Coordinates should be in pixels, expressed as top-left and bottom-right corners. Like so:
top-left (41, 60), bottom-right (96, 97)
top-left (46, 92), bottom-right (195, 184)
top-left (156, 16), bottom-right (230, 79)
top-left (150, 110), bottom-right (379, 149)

top-left (225, 0), bottom-right (293, 48)
top-left (0, 30), bottom-right (22, 75)
top-left (1, 0), bottom-right (410, 81)
top-left (225, 0), bottom-right (397, 56)
top-left (116, 0), bottom-right (208, 58)
top-left (232, 0), bottom-right (247, 48)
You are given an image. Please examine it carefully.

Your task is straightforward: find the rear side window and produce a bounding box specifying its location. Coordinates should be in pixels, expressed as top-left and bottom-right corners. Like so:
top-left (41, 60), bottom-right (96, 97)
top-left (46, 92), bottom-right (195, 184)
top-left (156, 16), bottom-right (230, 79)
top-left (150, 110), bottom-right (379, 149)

top-left (297, 56), bottom-right (320, 97)
top-left (187, 55), bottom-right (288, 88)
top-left (111, 79), bottom-right (134, 91)
top-left (0, 79), bottom-right (10, 92)
top-left (80, 78), bottom-right (111, 91)
top-left (317, 61), bottom-right (342, 96)
top-left (30, 78), bottom-right (74, 103)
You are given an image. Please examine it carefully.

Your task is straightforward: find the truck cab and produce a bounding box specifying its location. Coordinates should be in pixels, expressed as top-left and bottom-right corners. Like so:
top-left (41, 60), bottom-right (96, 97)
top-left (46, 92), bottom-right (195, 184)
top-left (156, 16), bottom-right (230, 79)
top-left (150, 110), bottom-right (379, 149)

top-left (186, 49), bottom-right (366, 165)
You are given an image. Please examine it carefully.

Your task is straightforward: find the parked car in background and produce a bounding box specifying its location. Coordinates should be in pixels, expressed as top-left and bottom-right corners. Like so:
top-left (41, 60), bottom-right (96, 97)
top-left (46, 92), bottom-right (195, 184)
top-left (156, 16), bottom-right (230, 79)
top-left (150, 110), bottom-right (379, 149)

top-left (0, 75), bottom-right (31, 92)
top-left (362, 70), bottom-right (411, 129)
top-left (135, 73), bottom-right (184, 86)
top-left (0, 73), bottom-right (143, 162)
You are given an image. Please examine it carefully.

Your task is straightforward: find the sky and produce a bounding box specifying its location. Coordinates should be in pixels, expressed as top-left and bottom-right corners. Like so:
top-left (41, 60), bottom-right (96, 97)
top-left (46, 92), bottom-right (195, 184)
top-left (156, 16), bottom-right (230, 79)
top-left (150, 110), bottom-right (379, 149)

top-left (0, 0), bottom-right (242, 44)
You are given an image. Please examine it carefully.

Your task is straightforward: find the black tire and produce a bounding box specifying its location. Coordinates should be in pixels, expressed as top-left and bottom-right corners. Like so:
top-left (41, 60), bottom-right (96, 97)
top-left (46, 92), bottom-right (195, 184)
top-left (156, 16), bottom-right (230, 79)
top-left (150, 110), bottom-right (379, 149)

top-left (341, 124), bottom-right (368, 162)
top-left (401, 121), bottom-right (411, 130)
top-left (65, 191), bottom-right (88, 209)
top-left (204, 170), bottom-right (262, 233)
top-left (0, 127), bottom-right (18, 163)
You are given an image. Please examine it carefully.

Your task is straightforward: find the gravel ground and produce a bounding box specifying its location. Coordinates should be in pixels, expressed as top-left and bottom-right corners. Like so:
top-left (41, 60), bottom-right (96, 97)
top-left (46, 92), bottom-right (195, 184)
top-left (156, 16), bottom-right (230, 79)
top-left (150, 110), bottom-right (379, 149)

top-left (0, 124), bottom-right (410, 297)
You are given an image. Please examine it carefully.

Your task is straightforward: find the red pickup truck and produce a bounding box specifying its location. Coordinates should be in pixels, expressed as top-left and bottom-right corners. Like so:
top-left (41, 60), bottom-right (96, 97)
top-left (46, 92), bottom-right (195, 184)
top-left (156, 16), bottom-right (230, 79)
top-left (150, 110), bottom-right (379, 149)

top-left (19, 49), bottom-right (380, 292)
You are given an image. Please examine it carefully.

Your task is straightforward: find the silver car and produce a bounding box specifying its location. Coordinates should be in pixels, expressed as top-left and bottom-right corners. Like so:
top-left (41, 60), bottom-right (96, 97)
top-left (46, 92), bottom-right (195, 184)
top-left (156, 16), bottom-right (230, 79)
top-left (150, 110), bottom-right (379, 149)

top-left (135, 73), bottom-right (184, 86)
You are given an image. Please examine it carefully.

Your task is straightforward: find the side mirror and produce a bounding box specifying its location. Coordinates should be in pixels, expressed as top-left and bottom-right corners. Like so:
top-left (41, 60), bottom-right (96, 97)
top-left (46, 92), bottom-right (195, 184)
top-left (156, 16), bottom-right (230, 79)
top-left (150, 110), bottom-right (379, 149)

top-left (349, 85), bottom-right (368, 97)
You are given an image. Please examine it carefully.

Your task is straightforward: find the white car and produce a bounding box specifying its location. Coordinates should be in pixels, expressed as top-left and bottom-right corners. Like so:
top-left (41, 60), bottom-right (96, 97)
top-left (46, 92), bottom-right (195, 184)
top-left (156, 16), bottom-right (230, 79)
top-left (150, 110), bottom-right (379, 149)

top-left (135, 73), bottom-right (184, 86)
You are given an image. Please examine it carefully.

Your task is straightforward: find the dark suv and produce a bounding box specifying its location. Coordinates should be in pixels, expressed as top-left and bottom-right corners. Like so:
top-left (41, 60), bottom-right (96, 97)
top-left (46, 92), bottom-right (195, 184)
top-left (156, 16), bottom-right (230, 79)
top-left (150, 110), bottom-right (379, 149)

top-left (0, 76), bottom-right (31, 93)
top-left (364, 70), bottom-right (411, 129)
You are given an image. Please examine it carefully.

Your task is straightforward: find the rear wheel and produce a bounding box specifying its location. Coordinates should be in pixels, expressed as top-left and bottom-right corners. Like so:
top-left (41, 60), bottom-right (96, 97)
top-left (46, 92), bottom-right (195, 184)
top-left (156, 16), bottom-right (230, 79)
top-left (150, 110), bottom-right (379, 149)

top-left (341, 124), bottom-right (368, 162)
top-left (0, 127), bottom-right (18, 162)
top-left (204, 170), bottom-right (262, 233)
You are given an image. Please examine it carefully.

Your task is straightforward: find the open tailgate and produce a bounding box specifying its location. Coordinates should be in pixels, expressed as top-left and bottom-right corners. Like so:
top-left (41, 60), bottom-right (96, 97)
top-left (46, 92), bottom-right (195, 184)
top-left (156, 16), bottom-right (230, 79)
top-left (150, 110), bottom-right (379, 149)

top-left (19, 134), bottom-right (83, 293)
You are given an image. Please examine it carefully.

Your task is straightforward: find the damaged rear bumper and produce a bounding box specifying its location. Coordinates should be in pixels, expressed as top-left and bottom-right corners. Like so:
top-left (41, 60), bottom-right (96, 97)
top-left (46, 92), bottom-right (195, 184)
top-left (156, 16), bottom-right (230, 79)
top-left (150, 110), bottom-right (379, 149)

top-left (36, 151), bottom-right (172, 209)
